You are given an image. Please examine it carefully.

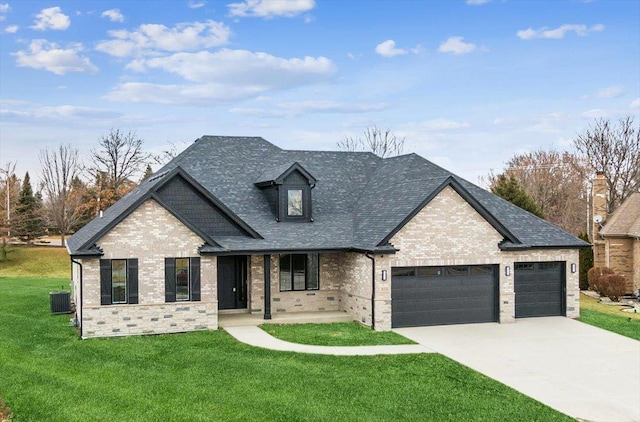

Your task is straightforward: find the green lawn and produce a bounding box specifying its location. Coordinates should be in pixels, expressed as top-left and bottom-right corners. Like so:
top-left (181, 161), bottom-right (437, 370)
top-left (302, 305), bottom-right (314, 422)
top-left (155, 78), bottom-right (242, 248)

top-left (0, 276), bottom-right (572, 422)
top-left (578, 293), bottom-right (640, 341)
top-left (261, 322), bottom-right (415, 346)
top-left (579, 309), bottom-right (640, 341)
top-left (0, 246), bottom-right (69, 279)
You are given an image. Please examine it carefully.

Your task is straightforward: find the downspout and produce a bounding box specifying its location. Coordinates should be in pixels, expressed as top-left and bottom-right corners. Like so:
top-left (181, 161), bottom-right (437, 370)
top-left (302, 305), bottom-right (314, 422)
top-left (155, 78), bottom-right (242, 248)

top-left (70, 257), bottom-right (83, 339)
top-left (365, 253), bottom-right (375, 330)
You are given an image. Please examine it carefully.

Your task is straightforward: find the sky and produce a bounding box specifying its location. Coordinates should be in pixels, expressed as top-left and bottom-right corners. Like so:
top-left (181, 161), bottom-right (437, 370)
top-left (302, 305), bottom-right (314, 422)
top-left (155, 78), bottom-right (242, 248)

top-left (1, 0), bottom-right (639, 187)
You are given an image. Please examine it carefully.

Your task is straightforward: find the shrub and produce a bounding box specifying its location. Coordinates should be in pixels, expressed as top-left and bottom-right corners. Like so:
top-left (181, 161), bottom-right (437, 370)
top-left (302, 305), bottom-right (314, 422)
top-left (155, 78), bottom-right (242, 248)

top-left (587, 267), bottom-right (614, 294)
top-left (598, 274), bottom-right (627, 302)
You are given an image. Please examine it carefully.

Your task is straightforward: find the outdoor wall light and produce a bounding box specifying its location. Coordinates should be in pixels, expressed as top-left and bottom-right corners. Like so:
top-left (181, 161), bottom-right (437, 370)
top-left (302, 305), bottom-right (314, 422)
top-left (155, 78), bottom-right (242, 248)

top-left (505, 266), bottom-right (511, 277)
top-left (571, 263), bottom-right (577, 274)
top-left (381, 270), bottom-right (387, 281)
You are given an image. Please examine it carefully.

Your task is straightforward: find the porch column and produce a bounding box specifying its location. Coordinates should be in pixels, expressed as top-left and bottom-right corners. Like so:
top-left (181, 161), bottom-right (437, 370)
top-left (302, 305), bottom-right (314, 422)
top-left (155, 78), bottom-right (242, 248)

top-left (263, 254), bottom-right (272, 320)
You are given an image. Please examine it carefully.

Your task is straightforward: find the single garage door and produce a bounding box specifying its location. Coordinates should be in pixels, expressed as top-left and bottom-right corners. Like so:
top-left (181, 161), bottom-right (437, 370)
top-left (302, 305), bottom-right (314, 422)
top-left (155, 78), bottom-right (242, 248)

top-left (514, 261), bottom-right (565, 318)
top-left (391, 265), bottom-right (498, 328)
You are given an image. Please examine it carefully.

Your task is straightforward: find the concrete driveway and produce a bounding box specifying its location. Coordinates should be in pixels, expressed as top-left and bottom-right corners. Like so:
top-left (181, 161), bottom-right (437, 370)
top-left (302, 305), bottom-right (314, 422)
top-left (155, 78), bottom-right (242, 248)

top-left (395, 317), bottom-right (640, 422)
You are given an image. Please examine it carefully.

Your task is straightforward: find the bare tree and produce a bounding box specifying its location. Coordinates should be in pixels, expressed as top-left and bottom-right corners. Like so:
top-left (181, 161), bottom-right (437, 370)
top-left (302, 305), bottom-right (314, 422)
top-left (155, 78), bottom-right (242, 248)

top-left (0, 162), bottom-right (17, 259)
top-left (488, 150), bottom-right (589, 235)
top-left (337, 126), bottom-right (405, 158)
top-left (573, 116), bottom-right (640, 213)
top-left (40, 144), bottom-right (82, 246)
top-left (90, 129), bottom-right (150, 190)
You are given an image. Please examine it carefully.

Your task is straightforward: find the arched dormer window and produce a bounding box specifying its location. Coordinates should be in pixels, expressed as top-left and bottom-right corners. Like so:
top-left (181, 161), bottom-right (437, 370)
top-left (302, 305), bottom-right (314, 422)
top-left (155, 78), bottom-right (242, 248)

top-left (255, 162), bottom-right (316, 223)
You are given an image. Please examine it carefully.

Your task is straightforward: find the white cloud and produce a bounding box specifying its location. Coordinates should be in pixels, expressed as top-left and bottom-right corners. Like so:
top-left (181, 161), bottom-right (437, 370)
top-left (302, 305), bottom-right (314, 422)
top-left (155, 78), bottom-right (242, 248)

top-left (228, 0), bottom-right (315, 18)
top-left (517, 23), bottom-right (604, 40)
top-left (105, 49), bottom-right (336, 105)
top-left (101, 9), bottom-right (124, 23)
top-left (0, 3), bottom-right (10, 13)
top-left (189, 1), bottom-right (206, 8)
top-left (631, 98), bottom-right (640, 109)
top-left (438, 36), bottom-right (476, 55)
top-left (13, 39), bottom-right (98, 75)
top-left (466, 0), bottom-right (491, 4)
top-left (0, 103), bottom-right (121, 122)
top-left (375, 40), bottom-right (407, 57)
top-left (4, 24), bottom-right (18, 33)
top-left (31, 7), bottom-right (70, 31)
top-left (104, 82), bottom-right (265, 105)
top-left (135, 48), bottom-right (335, 84)
top-left (594, 85), bottom-right (624, 98)
top-left (96, 20), bottom-right (231, 57)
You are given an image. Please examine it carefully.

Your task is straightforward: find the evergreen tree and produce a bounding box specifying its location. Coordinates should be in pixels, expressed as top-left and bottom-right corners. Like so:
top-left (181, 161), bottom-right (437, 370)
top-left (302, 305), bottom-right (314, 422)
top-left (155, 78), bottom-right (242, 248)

top-left (578, 232), bottom-right (593, 290)
top-left (141, 164), bottom-right (154, 181)
top-left (14, 172), bottom-right (45, 243)
top-left (491, 174), bottom-right (544, 218)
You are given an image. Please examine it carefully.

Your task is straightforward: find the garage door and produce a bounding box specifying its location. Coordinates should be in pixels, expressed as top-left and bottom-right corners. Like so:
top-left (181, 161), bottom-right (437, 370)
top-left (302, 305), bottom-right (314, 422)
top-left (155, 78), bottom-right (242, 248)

top-left (391, 265), bottom-right (498, 328)
top-left (514, 261), bottom-right (565, 318)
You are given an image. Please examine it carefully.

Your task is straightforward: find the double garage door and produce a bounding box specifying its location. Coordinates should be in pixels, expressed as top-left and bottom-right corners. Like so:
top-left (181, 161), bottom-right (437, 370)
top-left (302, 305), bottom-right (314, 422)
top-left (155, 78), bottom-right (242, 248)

top-left (391, 262), bottom-right (565, 328)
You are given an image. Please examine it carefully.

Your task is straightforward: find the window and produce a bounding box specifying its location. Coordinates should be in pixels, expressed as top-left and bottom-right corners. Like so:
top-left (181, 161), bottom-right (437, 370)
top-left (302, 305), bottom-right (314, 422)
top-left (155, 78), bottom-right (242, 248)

top-left (279, 254), bottom-right (319, 291)
top-left (515, 263), bottom-right (534, 271)
top-left (100, 259), bottom-right (138, 305)
top-left (112, 260), bottom-right (127, 304)
top-left (393, 268), bottom-right (416, 277)
top-left (470, 266), bottom-right (494, 276)
top-left (287, 189), bottom-right (303, 216)
top-left (176, 258), bottom-right (190, 301)
top-left (445, 266), bottom-right (468, 276)
top-left (418, 267), bottom-right (441, 277)
top-left (165, 257), bottom-right (201, 302)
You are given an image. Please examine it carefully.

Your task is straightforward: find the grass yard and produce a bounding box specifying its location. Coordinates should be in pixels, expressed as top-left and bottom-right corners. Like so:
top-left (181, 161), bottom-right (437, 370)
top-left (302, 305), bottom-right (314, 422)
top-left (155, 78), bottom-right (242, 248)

top-left (579, 294), bottom-right (640, 341)
top-left (0, 276), bottom-right (572, 422)
top-left (0, 246), bottom-right (68, 279)
top-left (261, 322), bottom-right (416, 346)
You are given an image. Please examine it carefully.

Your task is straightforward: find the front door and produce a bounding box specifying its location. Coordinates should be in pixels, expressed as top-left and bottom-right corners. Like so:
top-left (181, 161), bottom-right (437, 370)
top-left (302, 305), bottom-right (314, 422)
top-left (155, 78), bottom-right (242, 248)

top-left (217, 256), bottom-right (248, 310)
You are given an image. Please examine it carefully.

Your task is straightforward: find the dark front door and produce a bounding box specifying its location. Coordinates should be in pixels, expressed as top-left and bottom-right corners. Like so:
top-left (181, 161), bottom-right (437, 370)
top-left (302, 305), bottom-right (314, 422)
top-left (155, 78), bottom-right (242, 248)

top-left (217, 256), bottom-right (247, 310)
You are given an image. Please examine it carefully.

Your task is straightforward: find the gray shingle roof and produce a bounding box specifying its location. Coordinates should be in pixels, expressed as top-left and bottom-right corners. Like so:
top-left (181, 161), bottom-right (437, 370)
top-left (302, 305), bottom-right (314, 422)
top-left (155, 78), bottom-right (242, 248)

top-left (67, 136), bottom-right (589, 255)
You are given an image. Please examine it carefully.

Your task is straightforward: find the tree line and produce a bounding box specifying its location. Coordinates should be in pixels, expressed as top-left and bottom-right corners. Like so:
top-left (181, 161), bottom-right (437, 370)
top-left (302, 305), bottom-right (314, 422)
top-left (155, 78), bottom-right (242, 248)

top-left (488, 116), bottom-right (639, 236)
top-left (1, 129), bottom-right (160, 255)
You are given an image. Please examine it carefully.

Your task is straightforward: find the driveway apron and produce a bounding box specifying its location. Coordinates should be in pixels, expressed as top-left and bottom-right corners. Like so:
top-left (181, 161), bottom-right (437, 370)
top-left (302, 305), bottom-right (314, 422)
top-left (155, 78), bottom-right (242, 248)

top-left (394, 317), bottom-right (640, 422)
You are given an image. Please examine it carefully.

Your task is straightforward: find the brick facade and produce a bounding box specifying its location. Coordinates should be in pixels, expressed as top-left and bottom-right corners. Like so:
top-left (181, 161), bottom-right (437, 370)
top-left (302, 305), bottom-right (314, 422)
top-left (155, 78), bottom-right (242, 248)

top-left (73, 187), bottom-right (581, 338)
top-left (74, 199), bottom-right (218, 338)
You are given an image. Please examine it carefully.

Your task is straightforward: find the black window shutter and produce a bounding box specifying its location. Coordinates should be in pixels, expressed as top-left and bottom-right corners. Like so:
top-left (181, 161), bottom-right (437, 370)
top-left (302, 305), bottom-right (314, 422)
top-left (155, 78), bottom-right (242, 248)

top-left (165, 258), bottom-right (176, 302)
top-left (191, 257), bottom-right (201, 301)
top-left (100, 259), bottom-right (112, 305)
top-left (127, 259), bottom-right (139, 304)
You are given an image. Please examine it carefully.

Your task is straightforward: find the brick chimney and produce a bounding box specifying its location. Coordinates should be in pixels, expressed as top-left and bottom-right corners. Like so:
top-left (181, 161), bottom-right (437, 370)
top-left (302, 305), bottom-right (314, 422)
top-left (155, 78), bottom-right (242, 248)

top-left (591, 171), bottom-right (607, 268)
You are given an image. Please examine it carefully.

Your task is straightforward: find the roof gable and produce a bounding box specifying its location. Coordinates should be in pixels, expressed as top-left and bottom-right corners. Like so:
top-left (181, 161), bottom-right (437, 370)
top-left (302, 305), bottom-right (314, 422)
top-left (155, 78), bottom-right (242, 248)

top-left (379, 176), bottom-right (519, 246)
top-left (255, 162), bottom-right (317, 187)
top-left (69, 166), bottom-right (260, 255)
top-left (600, 193), bottom-right (640, 238)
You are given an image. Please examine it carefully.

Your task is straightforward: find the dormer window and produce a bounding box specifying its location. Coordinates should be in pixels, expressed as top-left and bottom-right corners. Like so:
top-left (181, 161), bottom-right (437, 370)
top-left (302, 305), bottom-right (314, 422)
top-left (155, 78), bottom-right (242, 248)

top-left (287, 189), bottom-right (303, 216)
top-left (255, 162), bottom-right (317, 223)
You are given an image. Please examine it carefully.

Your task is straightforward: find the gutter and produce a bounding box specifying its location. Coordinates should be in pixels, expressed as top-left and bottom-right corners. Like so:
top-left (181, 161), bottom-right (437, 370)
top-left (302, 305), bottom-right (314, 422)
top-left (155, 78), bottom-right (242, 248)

top-left (70, 257), bottom-right (83, 339)
top-left (365, 252), bottom-right (375, 331)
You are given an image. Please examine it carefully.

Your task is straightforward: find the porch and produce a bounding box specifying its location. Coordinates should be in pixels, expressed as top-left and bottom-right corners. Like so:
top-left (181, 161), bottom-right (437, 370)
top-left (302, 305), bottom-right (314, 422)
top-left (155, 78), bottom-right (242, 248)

top-left (218, 310), bottom-right (354, 327)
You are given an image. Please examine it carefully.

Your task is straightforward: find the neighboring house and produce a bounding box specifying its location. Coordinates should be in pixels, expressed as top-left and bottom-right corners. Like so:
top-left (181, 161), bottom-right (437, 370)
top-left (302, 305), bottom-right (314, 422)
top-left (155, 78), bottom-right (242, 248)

top-left (67, 136), bottom-right (588, 338)
top-left (591, 173), bottom-right (640, 293)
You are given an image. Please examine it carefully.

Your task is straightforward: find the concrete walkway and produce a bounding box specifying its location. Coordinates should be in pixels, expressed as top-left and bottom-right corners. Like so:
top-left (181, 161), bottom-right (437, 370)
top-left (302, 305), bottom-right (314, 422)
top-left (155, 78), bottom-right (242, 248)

top-left (395, 317), bottom-right (640, 422)
top-left (224, 325), bottom-right (433, 356)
